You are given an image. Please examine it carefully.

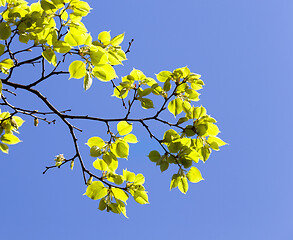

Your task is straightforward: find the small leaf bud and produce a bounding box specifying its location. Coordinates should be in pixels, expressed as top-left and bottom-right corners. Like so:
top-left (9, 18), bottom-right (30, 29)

top-left (34, 118), bottom-right (39, 127)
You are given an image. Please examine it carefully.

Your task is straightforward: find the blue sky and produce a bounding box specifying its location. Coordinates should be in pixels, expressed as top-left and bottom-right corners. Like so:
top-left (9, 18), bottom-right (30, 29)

top-left (1, 0), bottom-right (293, 239)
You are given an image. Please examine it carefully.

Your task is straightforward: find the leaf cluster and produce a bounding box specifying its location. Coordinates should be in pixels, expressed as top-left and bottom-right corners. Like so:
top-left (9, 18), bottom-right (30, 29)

top-left (0, 0), bottom-right (226, 217)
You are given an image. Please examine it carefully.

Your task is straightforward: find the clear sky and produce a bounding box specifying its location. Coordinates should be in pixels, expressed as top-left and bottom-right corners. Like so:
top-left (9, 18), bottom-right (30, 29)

top-left (1, 0), bottom-right (293, 239)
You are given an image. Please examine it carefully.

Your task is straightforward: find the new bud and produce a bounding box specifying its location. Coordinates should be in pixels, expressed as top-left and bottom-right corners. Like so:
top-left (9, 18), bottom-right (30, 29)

top-left (86, 176), bottom-right (93, 186)
top-left (34, 118), bottom-right (39, 127)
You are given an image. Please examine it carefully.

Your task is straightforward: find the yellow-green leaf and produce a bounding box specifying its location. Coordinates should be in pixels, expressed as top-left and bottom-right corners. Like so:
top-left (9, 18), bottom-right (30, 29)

top-left (117, 121), bottom-right (132, 136)
top-left (0, 143), bottom-right (8, 153)
top-left (112, 188), bottom-right (128, 203)
top-left (93, 159), bottom-right (108, 171)
top-left (123, 169), bottom-right (135, 182)
top-left (134, 173), bottom-right (145, 185)
top-left (178, 176), bottom-right (188, 194)
top-left (93, 64), bottom-right (117, 82)
top-left (84, 181), bottom-right (107, 200)
top-left (186, 167), bottom-right (204, 183)
top-left (134, 190), bottom-right (149, 204)
top-left (98, 31), bottom-right (111, 45)
top-left (0, 22), bottom-right (11, 40)
top-left (1, 134), bottom-right (21, 145)
top-left (69, 60), bottom-right (86, 79)
top-left (86, 137), bottom-right (105, 148)
top-left (123, 134), bottom-right (138, 143)
top-left (168, 98), bottom-right (183, 116)
top-left (110, 33), bottom-right (124, 46)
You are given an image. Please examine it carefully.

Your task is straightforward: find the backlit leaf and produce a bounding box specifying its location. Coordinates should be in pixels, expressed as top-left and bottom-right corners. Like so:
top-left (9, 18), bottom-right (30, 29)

top-left (186, 167), bottom-right (204, 183)
top-left (178, 176), bottom-right (188, 194)
top-left (110, 33), bottom-right (124, 46)
top-left (117, 121), bottom-right (132, 136)
top-left (69, 60), bottom-right (86, 79)
top-left (123, 134), bottom-right (138, 143)
top-left (84, 181), bottom-right (107, 200)
top-left (112, 188), bottom-right (128, 203)
top-left (168, 98), bottom-right (183, 116)
top-left (86, 137), bottom-right (105, 148)
top-left (0, 22), bottom-right (11, 40)
top-left (1, 134), bottom-right (21, 145)
top-left (134, 190), bottom-right (149, 204)
top-left (93, 64), bottom-right (117, 82)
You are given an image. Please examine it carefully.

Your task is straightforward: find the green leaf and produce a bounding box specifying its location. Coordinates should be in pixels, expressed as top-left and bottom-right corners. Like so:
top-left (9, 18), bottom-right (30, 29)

top-left (93, 64), bottom-right (117, 82)
top-left (148, 150), bottom-right (161, 163)
top-left (123, 169), bottom-right (135, 182)
top-left (53, 40), bottom-right (71, 53)
top-left (41, 0), bottom-right (56, 11)
top-left (19, 34), bottom-right (29, 44)
top-left (123, 134), bottom-right (138, 143)
top-left (117, 121), bottom-right (132, 136)
top-left (102, 153), bottom-right (118, 173)
top-left (134, 190), bottom-right (149, 204)
top-left (168, 98), bottom-right (183, 116)
top-left (207, 136), bottom-right (227, 147)
top-left (42, 48), bottom-right (57, 66)
top-left (0, 143), bottom-right (8, 153)
top-left (193, 106), bottom-right (207, 119)
top-left (71, 0), bottom-right (91, 15)
top-left (69, 60), bottom-right (86, 79)
top-left (1, 134), bottom-right (21, 145)
top-left (130, 68), bottom-right (146, 80)
top-left (141, 98), bottom-right (154, 109)
top-left (0, 59), bottom-right (14, 69)
top-left (0, 44), bottom-right (5, 56)
top-left (156, 71), bottom-right (172, 82)
top-left (182, 101), bottom-right (192, 114)
top-left (186, 167), bottom-right (204, 183)
top-left (116, 199), bottom-right (128, 218)
top-left (90, 146), bottom-right (102, 157)
top-left (111, 188), bottom-right (128, 203)
top-left (178, 176), bottom-right (188, 194)
top-left (93, 159), bottom-right (108, 171)
top-left (110, 33), bottom-right (124, 46)
top-left (170, 174), bottom-right (180, 190)
top-left (201, 146), bottom-right (211, 162)
top-left (60, 9), bottom-right (68, 21)
top-left (107, 51), bottom-right (122, 65)
top-left (64, 28), bottom-right (91, 46)
top-left (112, 174), bottom-right (124, 185)
top-left (160, 161), bottom-right (169, 172)
top-left (0, 22), bottom-right (11, 40)
top-left (139, 88), bottom-right (152, 97)
top-left (12, 116), bottom-right (24, 128)
top-left (112, 85), bottom-right (128, 98)
top-left (163, 129), bottom-right (180, 143)
top-left (90, 50), bottom-right (108, 66)
top-left (186, 89), bottom-right (200, 101)
top-left (134, 173), bottom-right (145, 185)
top-left (196, 124), bottom-right (208, 136)
top-left (98, 198), bottom-right (107, 211)
top-left (206, 123), bottom-right (220, 136)
top-left (98, 31), bottom-right (111, 45)
top-left (111, 140), bottom-right (129, 159)
top-left (83, 72), bottom-right (92, 91)
top-left (184, 125), bottom-right (196, 137)
top-left (86, 137), bottom-right (105, 148)
top-left (84, 181), bottom-right (107, 200)
top-left (163, 80), bottom-right (171, 92)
